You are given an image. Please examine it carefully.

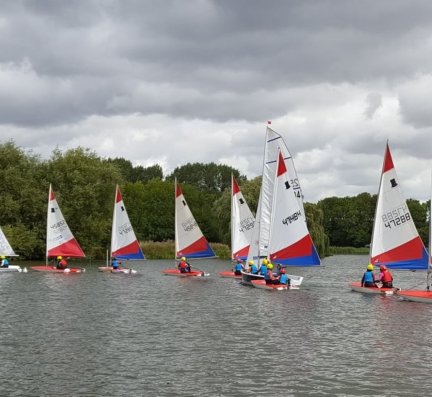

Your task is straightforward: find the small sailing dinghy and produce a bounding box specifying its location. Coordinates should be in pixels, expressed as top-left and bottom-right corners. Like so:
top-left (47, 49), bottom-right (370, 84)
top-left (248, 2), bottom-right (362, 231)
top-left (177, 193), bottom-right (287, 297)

top-left (244, 125), bottom-right (319, 287)
top-left (162, 179), bottom-right (214, 277)
top-left (350, 142), bottom-right (428, 294)
top-left (219, 175), bottom-right (255, 279)
top-left (98, 185), bottom-right (144, 275)
top-left (396, 173), bottom-right (432, 303)
top-left (31, 185), bottom-right (85, 273)
top-left (0, 226), bottom-right (25, 272)
top-left (250, 149), bottom-right (316, 291)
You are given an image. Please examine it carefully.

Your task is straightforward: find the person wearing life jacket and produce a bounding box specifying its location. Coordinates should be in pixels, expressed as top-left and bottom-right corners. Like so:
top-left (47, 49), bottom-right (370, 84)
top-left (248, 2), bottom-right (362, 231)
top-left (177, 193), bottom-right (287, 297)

top-left (233, 259), bottom-right (244, 275)
top-left (56, 256), bottom-right (68, 270)
top-left (265, 263), bottom-right (277, 284)
top-left (111, 257), bottom-right (119, 270)
top-left (361, 263), bottom-right (377, 287)
top-left (258, 258), bottom-right (268, 277)
top-left (248, 260), bottom-right (258, 274)
top-left (178, 256), bottom-right (191, 273)
top-left (276, 267), bottom-right (290, 286)
top-left (0, 256), bottom-right (9, 268)
top-left (379, 265), bottom-right (393, 288)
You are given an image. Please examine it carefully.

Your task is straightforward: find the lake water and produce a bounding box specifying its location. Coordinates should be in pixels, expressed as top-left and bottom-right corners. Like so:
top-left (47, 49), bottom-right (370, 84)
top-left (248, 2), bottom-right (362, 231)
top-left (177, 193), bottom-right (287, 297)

top-left (1, 255), bottom-right (431, 397)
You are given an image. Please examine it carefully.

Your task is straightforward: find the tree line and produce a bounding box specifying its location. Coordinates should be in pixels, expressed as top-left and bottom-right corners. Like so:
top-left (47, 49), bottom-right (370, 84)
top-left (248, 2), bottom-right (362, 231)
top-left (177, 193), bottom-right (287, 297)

top-left (0, 141), bottom-right (429, 260)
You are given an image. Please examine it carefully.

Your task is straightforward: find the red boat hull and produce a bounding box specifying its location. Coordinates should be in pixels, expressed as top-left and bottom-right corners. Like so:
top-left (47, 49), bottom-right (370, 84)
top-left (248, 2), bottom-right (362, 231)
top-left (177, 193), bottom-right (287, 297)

top-left (31, 265), bottom-right (84, 274)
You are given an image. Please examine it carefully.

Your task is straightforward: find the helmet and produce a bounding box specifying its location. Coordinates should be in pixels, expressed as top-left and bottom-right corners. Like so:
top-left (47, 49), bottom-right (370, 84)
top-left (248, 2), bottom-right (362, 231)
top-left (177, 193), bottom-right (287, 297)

top-left (262, 258), bottom-right (269, 265)
top-left (380, 265), bottom-right (387, 271)
top-left (280, 268), bottom-right (286, 274)
top-left (267, 263), bottom-right (273, 270)
top-left (181, 257), bottom-right (186, 261)
top-left (57, 256), bottom-right (62, 260)
top-left (248, 260), bottom-right (254, 265)
top-left (367, 264), bottom-right (374, 271)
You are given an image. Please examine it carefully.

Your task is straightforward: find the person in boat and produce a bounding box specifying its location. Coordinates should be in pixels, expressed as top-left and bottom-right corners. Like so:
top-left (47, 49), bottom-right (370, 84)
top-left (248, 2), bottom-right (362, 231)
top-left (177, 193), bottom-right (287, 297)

top-left (378, 265), bottom-right (393, 288)
top-left (56, 255), bottom-right (68, 270)
top-left (0, 255), bottom-right (9, 268)
top-left (233, 259), bottom-right (244, 275)
top-left (361, 263), bottom-right (377, 287)
top-left (258, 258), bottom-right (269, 277)
top-left (111, 257), bottom-right (119, 270)
top-left (276, 267), bottom-right (290, 286)
top-left (264, 263), bottom-right (277, 284)
top-left (248, 260), bottom-right (258, 274)
top-left (178, 256), bottom-right (191, 273)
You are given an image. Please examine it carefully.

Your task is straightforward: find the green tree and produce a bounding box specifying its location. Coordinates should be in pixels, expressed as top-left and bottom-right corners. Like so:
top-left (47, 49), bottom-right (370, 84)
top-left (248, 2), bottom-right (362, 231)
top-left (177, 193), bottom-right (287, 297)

top-left (168, 162), bottom-right (245, 193)
top-left (47, 147), bottom-right (122, 257)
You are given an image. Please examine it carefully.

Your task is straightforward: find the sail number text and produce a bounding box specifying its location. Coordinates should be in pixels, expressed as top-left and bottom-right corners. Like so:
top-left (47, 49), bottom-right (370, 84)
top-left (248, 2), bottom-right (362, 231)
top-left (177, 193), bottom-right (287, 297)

top-left (239, 217), bottom-right (254, 233)
top-left (382, 206), bottom-right (411, 229)
top-left (282, 210), bottom-right (301, 225)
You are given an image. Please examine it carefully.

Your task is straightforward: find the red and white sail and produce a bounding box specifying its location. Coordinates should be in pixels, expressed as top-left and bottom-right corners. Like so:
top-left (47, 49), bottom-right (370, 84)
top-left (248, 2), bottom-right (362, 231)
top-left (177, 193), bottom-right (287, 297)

top-left (46, 184), bottom-right (85, 258)
top-left (268, 150), bottom-right (320, 266)
top-left (231, 175), bottom-right (255, 260)
top-left (0, 227), bottom-right (18, 257)
top-left (370, 142), bottom-right (427, 270)
top-left (111, 185), bottom-right (145, 260)
top-left (175, 179), bottom-right (215, 259)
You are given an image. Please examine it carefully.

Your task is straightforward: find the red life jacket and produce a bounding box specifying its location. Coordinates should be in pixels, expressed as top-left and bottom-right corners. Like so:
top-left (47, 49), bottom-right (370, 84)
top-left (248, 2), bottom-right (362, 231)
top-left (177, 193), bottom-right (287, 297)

top-left (381, 270), bottom-right (393, 282)
top-left (178, 261), bottom-right (188, 269)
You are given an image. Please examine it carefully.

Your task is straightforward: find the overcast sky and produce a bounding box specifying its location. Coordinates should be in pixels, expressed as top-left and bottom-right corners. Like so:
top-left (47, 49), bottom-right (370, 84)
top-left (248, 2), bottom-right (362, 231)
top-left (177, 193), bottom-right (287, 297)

top-left (1, 0), bottom-right (432, 203)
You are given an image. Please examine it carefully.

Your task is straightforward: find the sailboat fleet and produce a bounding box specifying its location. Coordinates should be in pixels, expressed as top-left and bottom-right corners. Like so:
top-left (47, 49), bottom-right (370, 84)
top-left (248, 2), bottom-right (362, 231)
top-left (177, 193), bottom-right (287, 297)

top-left (3, 125), bottom-right (432, 303)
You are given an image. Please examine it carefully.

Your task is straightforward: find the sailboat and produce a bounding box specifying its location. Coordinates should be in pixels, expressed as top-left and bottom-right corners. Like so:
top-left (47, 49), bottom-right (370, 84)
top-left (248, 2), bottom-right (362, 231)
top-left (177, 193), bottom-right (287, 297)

top-left (0, 226), bottom-right (24, 272)
top-left (350, 142), bottom-right (428, 294)
top-left (31, 184), bottom-right (86, 273)
top-left (242, 124), bottom-right (318, 287)
top-left (219, 175), bottom-right (255, 278)
top-left (250, 149), bottom-right (319, 290)
top-left (162, 179), bottom-right (215, 277)
top-left (396, 173), bottom-right (432, 303)
top-left (98, 185), bottom-right (144, 274)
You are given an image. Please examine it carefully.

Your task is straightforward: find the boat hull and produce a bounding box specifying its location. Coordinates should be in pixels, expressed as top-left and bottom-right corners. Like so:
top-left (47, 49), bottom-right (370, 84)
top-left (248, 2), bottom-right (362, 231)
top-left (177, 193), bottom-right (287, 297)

top-left (219, 270), bottom-right (241, 278)
top-left (163, 268), bottom-right (209, 277)
top-left (241, 271), bottom-right (264, 285)
top-left (31, 266), bottom-right (84, 273)
top-left (396, 289), bottom-right (432, 303)
top-left (0, 265), bottom-right (23, 273)
top-left (98, 266), bottom-right (137, 274)
top-left (350, 281), bottom-right (395, 295)
top-left (251, 279), bottom-right (288, 291)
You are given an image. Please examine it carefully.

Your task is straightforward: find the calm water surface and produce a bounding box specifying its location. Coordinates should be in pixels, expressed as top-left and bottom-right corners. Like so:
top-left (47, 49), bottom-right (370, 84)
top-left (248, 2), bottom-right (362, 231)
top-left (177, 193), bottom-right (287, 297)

top-left (1, 256), bottom-right (431, 396)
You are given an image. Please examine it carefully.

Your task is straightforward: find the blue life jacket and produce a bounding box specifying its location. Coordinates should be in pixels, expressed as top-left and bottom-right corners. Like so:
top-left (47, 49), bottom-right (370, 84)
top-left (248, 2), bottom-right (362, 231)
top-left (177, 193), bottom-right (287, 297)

top-left (250, 264), bottom-right (258, 274)
top-left (234, 263), bottom-right (243, 271)
top-left (259, 265), bottom-right (268, 276)
top-left (363, 270), bottom-right (374, 283)
top-left (111, 259), bottom-right (119, 269)
top-left (279, 274), bottom-right (288, 284)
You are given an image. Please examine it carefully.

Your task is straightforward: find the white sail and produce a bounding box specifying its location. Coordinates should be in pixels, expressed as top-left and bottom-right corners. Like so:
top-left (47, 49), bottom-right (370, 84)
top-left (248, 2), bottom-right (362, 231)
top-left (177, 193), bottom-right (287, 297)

top-left (46, 184), bottom-right (85, 259)
top-left (111, 185), bottom-right (145, 260)
top-left (0, 227), bottom-right (18, 257)
top-left (370, 143), bottom-right (427, 270)
top-left (268, 150), bottom-right (320, 266)
top-left (257, 126), bottom-right (305, 257)
top-left (231, 175), bottom-right (255, 260)
top-left (175, 179), bottom-right (215, 259)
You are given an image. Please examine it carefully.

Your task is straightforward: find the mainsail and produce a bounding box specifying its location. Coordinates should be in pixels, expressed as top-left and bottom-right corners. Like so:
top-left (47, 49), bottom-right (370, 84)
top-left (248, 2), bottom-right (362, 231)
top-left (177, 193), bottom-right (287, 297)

top-left (111, 185), bottom-right (145, 260)
top-left (175, 179), bottom-right (216, 259)
top-left (46, 184), bottom-right (85, 259)
top-left (231, 175), bottom-right (255, 260)
top-left (370, 142), bottom-right (428, 270)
